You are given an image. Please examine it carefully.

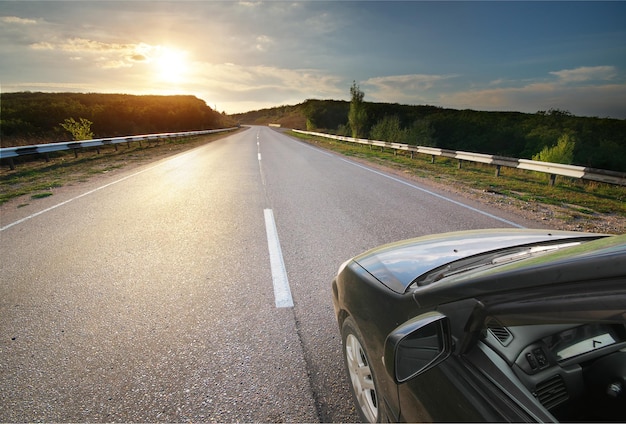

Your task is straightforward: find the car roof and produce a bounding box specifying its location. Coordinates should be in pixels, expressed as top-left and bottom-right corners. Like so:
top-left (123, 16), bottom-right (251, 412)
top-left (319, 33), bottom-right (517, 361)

top-left (353, 229), bottom-right (608, 293)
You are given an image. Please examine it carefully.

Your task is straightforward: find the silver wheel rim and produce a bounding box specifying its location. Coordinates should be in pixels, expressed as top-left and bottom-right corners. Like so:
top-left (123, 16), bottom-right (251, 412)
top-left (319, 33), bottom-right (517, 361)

top-left (345, 333), bottom-right (378, 422)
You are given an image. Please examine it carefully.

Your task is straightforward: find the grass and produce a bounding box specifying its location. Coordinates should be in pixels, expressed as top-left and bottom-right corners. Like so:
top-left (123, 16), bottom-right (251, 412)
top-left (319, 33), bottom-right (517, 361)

top-left (0, 131), bottom-right (238, 205)
top-left (31, 192), bottom-right (54, 199)
top-left (290, 131), bottom-right (626, 231)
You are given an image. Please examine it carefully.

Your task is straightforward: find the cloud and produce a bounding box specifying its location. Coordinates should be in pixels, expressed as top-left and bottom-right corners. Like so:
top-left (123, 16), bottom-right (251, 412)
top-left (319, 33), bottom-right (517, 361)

top-left (130, 54), bottom-right (147, 62)
top-left (363, 74), bottom-right (457, 103)
top-left (301, 11), bottom-right (339, 35)
top-left (29, 37), bottom-right (163, 69)
top-left (32, 37), bottom-right (137, 54)
top-left (357, 69), bottom-right (626, 118)
top-left (238, 1), bottom-right (263, 7)
top-left (439, 81), bottom-right (626, 118)
top-left (194, 62), bottom-right (342, 95)
top-left (187, 62), bottom-right (344, 112)
top-left (100, 60), bottom-right (134, 70)
top-left (550, 66), bottom-right (617, 83)
top-left (4, 81), bottom-right (101, 91)
top-left (30, 41), bottom-right (53, 50)
top-left (1, 16), bottom-right (37, 24)
top-left (255, 35), bottom-right (273, 52)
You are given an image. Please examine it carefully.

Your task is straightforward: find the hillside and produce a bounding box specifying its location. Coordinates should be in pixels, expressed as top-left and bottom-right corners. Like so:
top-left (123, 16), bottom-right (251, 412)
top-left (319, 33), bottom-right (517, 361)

top-left (233, 104), bottom-right (309, 129)
top-left (234, 99), bottom-right (626, 172)
top-left (1, 92), bottom-right (236, 147)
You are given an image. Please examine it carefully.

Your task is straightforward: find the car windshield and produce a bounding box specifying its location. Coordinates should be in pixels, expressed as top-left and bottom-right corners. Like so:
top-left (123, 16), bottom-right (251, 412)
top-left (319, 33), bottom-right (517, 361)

top-left (413, 241), bottom-right (582, 287)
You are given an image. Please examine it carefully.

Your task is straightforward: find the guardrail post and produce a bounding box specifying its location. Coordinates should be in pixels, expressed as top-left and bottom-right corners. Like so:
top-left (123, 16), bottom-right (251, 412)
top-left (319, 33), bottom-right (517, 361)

top-left (73, 149), bottom-right (79, 158)
top-left (410, 151), bottom-right (414, 159)
top-left (458, 160), bottom-right (463, 169)
top-left (8, 158), bottom-right (15, 171)
top-left (431, 155), bottom-right (435, 164)
top-left (495, 165), bottom-right (501, 177)
top-left (549, 174), bottom-right (557, 186)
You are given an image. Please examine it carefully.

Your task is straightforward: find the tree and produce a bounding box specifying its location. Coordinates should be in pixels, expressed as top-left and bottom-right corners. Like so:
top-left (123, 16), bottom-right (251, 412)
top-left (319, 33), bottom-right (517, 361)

top-left (370, 115), bottom-right (402, 142)
top-left (348, 81), bottom-right (367, 138)
top-left (532, 133), bottom-right (576, 164)
top-left (402, 119), bottom-right (435, 146)
top-left (60, 117), bottom-right (94, 141)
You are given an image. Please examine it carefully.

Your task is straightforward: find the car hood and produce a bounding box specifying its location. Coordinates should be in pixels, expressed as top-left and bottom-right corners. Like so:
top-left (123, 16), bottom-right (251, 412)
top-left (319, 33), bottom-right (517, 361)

top-left (352, 229), bottom-right (605, 293)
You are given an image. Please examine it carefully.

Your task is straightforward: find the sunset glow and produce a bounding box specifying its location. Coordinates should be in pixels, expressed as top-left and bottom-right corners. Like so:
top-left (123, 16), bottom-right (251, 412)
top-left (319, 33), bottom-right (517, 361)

top-left (153, 47), bottom-right (189, 84)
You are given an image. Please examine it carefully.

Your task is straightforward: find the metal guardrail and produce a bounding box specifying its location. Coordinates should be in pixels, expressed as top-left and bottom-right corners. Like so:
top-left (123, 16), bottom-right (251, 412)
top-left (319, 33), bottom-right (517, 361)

top-left (293, 129), bottom-right (626, 187)
top-left (0, 127), bottom-right (238, 170)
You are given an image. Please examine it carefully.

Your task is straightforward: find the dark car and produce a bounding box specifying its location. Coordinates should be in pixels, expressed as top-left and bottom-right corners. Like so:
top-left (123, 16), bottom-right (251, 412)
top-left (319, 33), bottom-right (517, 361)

top-left (332, 229), bottom-right (626, 422)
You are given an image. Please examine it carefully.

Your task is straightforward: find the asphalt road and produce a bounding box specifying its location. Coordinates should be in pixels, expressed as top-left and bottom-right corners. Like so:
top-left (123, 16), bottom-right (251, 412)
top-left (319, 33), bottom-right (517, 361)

top-left (0, 126), bottom-right (540, 422)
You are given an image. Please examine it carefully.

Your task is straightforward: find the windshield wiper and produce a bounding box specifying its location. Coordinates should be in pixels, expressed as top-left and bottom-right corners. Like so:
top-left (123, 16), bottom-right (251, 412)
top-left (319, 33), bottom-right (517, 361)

top-left (414, 242), bottom-right (581, 287)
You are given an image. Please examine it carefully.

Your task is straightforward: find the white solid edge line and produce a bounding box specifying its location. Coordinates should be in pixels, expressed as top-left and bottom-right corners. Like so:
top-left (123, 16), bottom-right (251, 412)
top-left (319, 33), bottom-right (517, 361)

top-left (264, 208), bottom-right (294, 308)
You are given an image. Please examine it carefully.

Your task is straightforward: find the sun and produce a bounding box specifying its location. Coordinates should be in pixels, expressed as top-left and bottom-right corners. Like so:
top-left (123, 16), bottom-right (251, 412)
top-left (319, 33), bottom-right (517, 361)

top-left (154, 47), bottom-right (188, 84)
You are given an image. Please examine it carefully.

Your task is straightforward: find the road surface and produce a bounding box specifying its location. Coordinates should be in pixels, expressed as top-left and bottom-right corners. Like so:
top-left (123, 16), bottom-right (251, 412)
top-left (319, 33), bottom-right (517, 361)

top-left (0, 126), bottom-right (539, 422)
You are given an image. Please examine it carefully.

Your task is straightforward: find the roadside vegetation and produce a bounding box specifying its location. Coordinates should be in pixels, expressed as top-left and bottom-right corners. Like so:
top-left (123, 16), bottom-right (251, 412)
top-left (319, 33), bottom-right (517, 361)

top-left (235, 92), bottom-right (626, 173)
top-left (59, 117), bottom-right (95, 141)
top-left (1, 92), bottom-right (236, 147)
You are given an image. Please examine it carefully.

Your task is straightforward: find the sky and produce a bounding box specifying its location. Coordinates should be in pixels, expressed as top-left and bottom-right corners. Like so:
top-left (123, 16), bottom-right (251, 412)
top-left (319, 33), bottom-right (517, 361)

top-left (1, 1), bottom-right (626, 118)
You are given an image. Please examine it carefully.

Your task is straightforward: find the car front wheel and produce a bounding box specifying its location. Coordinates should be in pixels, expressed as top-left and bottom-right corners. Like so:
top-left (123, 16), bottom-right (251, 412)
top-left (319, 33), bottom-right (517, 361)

top-left (342, 316), bottom-right (381, 423)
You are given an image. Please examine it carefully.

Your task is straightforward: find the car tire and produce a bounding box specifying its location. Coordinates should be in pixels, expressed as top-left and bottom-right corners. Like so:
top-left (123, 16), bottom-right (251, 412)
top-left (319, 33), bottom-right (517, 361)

top-left (342, 316), bottom-right (382, 423)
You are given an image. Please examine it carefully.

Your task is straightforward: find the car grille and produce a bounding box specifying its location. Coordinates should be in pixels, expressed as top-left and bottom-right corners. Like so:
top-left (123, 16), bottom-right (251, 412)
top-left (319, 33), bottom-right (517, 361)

top-left (535, 375), bottom-right (569, 410)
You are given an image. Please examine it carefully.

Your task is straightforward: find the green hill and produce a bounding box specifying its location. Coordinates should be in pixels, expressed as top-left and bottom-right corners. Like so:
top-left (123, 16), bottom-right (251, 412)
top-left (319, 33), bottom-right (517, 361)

top-left (1, 92), bottom-right (236, 147)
